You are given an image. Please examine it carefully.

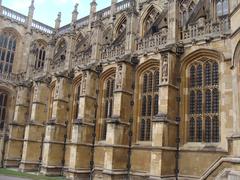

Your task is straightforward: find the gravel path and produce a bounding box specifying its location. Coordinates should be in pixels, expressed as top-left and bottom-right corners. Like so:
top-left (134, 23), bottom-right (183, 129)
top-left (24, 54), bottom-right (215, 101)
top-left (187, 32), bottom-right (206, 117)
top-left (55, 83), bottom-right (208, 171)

top-left (0, 175), bottom-right (31, 180)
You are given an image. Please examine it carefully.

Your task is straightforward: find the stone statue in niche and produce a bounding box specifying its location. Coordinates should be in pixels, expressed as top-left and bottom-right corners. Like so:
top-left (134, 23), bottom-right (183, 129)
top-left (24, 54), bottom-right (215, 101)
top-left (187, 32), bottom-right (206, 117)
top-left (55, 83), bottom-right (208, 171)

top-left (81, 72), bottom-right (87, 95)
top-left (30, 41), bottom-right (38, 55)
top-left (162, 54), bottom-right (168, 83)
top-left (116, 64), bottom-right (123, 90)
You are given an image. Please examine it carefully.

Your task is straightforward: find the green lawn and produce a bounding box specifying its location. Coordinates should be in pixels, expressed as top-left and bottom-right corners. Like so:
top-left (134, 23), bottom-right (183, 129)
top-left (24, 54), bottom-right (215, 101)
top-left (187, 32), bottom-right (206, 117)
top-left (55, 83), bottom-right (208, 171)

top-left (0, 168), bottom-right (66, 180)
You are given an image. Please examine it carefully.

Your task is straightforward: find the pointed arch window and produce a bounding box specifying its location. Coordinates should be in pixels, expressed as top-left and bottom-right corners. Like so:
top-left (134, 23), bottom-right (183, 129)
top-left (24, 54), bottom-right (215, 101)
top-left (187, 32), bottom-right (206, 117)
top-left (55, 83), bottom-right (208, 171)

top-left (217, 0), bottom-right (229, 16)
top-left (34, 42), bottom-right (46, 70)
top-left (0, 31), bottom-right (17, 74)
top-left (0, 92), bottom-right (7, 129)
top-left (102, 74), bottom-right (115, 140)
top-left (188, 60), bottom-right (220, 143)
top-left (73, 80), bottom-right (81, 120)
top-left (140, 68), bottom-right (159, 141)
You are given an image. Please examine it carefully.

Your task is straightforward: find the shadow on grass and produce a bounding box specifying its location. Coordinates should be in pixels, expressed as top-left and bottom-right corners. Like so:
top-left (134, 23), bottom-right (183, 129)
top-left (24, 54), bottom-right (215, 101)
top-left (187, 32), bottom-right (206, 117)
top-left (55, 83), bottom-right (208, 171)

top-left (0, 168), bottom-right (66, 180)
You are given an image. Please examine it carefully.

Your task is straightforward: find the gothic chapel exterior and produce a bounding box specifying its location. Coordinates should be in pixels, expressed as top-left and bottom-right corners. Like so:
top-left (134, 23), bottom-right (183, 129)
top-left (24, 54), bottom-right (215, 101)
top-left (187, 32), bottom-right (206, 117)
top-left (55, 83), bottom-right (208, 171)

top-left (0, 0), bottom-right (240, 179)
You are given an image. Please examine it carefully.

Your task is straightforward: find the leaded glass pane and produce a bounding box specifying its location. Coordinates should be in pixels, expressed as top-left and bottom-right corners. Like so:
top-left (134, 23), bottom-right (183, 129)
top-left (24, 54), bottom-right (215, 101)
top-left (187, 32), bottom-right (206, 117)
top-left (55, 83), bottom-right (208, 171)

top-left (205, 116), bottom-right (211, 142)
top-left (154, 71), bottom-right (159, 92)
top-left (197, 91), bottom-right (202, 114)
top-left (205, 62), bottom-right (211, 86)
top-left (212, 116), bottom-right (219, 142)
top-left (143, 74), bottom-right (148, 93)
top-left (189, 118), bottom-right (195, 142)
top-left (212, 89), bottom-right (219, 113)
top-left (197, 65), bottom-right (202, 87)
top-left (146, 119), bottom-right (151, 141)
top-left (148, 72), bottom-right (153, 92)
top-left (190, 91), bottom-right (195, 114)
top-left (154, 95), bottom-right (158, 115)
top-left (190, 65), bottom-right (195, 87)
top-left (205, 89), bottom-right (211, 113)
top-left (196, 117), bottom-right (202, 142)
top-left (142, 96), bottom-right (147, 116)
top-left (212, 62), bottom-right (219, 85)
top-left (140, 119), bottom-right (145, 141)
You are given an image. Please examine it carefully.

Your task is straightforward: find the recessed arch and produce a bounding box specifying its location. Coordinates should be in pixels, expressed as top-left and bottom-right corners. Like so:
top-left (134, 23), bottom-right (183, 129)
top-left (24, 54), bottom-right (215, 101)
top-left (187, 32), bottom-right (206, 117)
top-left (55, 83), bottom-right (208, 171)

top-left (134, 59), bottom-right (160, 142)
top-left (233, 40), bottom-right (240, 68)
top-left (139, 4), bottom-right (163, 37)
top-left (113, 13), bottom-right (127, 39)
top-left (179, 49), bottom-right (223, 144)
top-left (180, 48), bottom-right (225, 75)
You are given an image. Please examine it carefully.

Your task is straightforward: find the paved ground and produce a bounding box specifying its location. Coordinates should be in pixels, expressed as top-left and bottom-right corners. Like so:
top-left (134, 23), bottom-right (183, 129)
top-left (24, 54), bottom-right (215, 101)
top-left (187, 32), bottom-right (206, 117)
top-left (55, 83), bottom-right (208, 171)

top-left (0, 176), bottom-right (31, 180)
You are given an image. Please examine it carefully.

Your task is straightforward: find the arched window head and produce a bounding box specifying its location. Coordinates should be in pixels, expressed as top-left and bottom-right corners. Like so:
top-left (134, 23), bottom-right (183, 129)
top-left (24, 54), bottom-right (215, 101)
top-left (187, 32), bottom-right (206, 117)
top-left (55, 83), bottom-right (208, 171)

top-left (142, 6), bottom-right (161, 36)
top-left (73, 80), bottom-right (81, 120)
top-left (115, 16), bottom-right (127, 39)
top-left (0, 31), bottom-right (17, 74)
top-left (31, 41), bottom-right (46, 70)
top-left (0, 91), bottom-right (8, 129)
top-left (188, 60), bottom-right (219, 143)
top-left (54, 39), bottom-right (67, 62)
top-left (139, 67), bottom-right (159, 141)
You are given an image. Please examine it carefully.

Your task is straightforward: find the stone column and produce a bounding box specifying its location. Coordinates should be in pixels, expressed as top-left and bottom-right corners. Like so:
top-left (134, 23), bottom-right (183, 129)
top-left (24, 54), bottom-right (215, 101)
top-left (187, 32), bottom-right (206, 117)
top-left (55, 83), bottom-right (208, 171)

top-left (40, 76), bottom-right (71, 175)
top-left (91, 20), bottom-right (104, 61)
top-left (103, 60), bottom-right (133, 179)
top-left (4, 85), bottom-right (30, 167)
top-left (150, 51), bottom-right (178, 178)
top-left (167, 0), bottom-right (179, 45)
top-left (228, 66), bottom-right (240, 157)
top-left (125, 5), bottom-right (138, 53)
top-left (67, 68), bottom-right (98, 179)
top-left (19, 80), bottom-right (50, 172)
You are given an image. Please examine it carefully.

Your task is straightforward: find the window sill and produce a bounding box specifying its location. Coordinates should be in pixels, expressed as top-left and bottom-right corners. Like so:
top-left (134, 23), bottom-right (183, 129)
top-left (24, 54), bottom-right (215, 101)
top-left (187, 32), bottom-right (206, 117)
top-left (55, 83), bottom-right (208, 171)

top-left (133, 141), bottom-right (152, 147)
top-left (180, 142), bottom-right (227, 153)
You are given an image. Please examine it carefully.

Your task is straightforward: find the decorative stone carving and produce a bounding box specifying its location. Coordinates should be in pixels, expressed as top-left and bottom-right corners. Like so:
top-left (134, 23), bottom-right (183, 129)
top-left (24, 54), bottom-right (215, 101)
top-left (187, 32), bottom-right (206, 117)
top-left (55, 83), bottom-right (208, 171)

top-left (115, 64), bottom-right (123, 90)
top-left (161, 53), bottom-right (168, 83)
top-left (81, 71), bottom-right (87, 95)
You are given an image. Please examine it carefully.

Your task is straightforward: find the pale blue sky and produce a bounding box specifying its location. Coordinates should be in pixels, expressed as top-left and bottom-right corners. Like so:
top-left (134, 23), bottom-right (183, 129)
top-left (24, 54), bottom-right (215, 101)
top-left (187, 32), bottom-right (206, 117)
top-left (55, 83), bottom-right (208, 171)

top-left (2, 0), bottom-right (112, 27)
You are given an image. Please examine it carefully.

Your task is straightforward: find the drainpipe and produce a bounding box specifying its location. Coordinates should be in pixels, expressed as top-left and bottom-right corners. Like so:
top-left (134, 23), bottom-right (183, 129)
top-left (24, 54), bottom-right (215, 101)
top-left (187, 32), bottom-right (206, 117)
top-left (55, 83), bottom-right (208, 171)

top-left (175, 42), bottom-right (184, 180)
top-left (38, 133), bottom-right (44, 173)
top-left (61, 121), bottom-right (68, 176)
top-left (127, 56), bottom-right (139, 180)
top-left (89, 64), bottom-right (103, 180)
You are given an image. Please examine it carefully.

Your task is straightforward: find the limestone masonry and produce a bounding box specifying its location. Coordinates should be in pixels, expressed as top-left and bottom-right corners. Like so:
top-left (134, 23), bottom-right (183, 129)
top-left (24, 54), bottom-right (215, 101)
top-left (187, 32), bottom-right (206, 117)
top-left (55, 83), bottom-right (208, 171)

top-left (0, 0), bottom-right (240, 179)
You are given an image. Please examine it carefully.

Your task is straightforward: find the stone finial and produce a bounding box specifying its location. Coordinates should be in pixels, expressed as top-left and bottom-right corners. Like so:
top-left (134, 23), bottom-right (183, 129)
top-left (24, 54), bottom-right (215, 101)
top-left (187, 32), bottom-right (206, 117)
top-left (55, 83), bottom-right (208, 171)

top-left (26, 0), bottom-right (35, 32)
top-left (111, 0), bottom-right (117, 4)
top-left (28, 0), bottom-right (35, 16)
top-left (72, 3), bottom-right (79, 24)
top-left (55, 12), bottom-right (61, 30)
top-left (90, 0), bottom-right (97, 14)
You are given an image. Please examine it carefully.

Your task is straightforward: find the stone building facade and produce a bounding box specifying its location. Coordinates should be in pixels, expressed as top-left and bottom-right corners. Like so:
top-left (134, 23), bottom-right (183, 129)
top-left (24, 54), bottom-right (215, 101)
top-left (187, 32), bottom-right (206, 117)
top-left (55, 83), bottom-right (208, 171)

top-left (0, 0), bottom-right (240, 179)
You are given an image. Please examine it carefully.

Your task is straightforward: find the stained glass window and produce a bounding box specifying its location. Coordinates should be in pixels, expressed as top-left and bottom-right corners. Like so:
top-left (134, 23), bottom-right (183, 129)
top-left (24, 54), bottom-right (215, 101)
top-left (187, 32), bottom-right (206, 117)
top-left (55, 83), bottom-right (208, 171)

top-left (0, 32), bottom-right (17, 74)
top-left (140, 68), bottom-right (159, 141)
top-left (0, 92), bottom-right (7, 129)
top-left (102, 74), bottom-right (115, 140)
top-left (188, 60), bottom-right (219, 143)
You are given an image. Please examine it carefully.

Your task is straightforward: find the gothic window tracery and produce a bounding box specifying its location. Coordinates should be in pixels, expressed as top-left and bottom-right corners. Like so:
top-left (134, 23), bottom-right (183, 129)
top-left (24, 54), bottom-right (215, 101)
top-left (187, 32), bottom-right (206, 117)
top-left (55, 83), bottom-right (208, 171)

top-left (48, 84), bottom-right (55, 119)
top-left (53, 39), bottom-right (67, 66)
top-left (0, 91), bottom-right (7, 129)
top-left (33, 42), bottom-right (46, 70)
top-left (142, 6), bottom-right (163, 36)
top-left (188, 60), bottom-right (220, 143)
top-left (179, 1), bottom-right (196, 26)
top-left (140, 68), bottom-right (159, 141)
top-left (102, 74), bottom-right (115, 140)
top-left (73, 80), bottom-right (81, 120)
top-left (0, 31), bottom-right (17, 74)
top-left (217, 0), bottom-right (229, 16)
